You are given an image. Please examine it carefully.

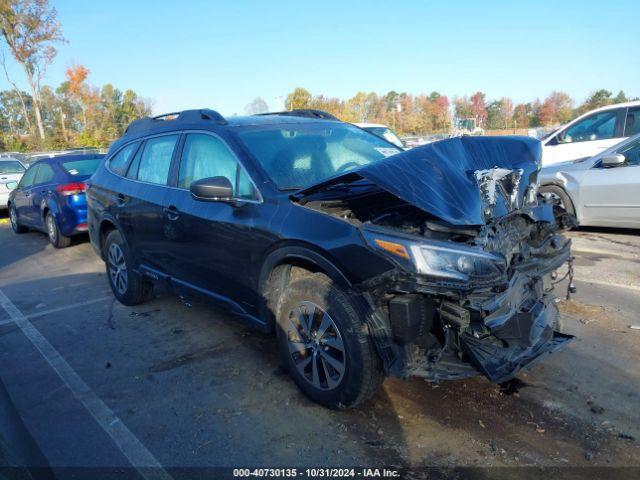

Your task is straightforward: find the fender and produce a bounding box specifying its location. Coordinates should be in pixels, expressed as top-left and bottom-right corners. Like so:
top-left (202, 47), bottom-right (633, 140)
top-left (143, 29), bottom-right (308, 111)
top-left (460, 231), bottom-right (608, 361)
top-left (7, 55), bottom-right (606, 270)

top-left (95, 213), bottom-right (130, 259)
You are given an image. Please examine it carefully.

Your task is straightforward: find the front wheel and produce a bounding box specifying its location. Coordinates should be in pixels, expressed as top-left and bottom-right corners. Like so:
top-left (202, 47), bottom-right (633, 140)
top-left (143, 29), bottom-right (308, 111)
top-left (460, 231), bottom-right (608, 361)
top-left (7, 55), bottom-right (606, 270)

top-left (103, 229), bottom-right (153, 306)
top-left (276, 272), bottom-right (384, 409)
top-left (9, 205), bottom-right (27, 234)
top-left (46, 212), bottom-right (71, 248)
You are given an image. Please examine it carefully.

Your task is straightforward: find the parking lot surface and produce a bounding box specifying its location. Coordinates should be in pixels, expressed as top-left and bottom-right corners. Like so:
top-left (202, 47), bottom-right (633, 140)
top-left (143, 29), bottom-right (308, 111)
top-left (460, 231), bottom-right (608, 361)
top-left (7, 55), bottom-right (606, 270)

top-left (0, 214), bottom-right (639, 478)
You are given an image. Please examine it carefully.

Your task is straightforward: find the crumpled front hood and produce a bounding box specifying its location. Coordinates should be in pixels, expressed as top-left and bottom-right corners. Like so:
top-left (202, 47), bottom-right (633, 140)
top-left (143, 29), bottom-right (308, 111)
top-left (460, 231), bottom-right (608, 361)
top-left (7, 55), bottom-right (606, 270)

top-left (296, 135), bottom-right (543, 226)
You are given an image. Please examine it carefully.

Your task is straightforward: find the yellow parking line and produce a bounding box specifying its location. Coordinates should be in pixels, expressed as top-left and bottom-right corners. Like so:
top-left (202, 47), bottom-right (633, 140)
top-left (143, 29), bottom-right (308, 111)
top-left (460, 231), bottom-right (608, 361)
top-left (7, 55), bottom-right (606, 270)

top-left (0, 218), bottom-right (8, 224)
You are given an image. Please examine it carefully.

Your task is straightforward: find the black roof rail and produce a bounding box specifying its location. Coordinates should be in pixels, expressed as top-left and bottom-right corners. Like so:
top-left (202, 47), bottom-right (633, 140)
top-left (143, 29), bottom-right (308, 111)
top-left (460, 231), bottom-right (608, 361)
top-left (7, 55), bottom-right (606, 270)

top-left (258, 109), bottom-right (339, 121)
top-left (124, 108), bottom-right (227, 135)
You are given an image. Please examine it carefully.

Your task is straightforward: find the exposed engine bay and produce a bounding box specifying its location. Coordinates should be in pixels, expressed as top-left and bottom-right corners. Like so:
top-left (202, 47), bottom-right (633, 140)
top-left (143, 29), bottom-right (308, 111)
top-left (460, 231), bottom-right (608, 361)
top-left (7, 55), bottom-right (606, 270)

top-left (292, 136), bottom-right (575, 384)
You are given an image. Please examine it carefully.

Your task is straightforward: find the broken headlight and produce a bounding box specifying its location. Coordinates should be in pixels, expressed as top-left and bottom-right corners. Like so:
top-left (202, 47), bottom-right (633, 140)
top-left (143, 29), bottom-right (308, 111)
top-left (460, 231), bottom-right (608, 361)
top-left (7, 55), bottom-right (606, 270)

top-left (362, 229), bottom-right (506, 283)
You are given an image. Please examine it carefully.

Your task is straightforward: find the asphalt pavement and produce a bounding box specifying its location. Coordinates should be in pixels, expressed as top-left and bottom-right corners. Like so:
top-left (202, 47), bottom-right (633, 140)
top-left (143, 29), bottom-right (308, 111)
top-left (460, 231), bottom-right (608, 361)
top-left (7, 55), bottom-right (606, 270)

top-left (0, 214), bottom-right (639, 479)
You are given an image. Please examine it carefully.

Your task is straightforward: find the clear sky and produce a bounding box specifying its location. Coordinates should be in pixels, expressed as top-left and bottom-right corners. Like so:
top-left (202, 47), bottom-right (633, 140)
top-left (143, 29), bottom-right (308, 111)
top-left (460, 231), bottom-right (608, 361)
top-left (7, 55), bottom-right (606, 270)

top-left (4, 0), bottom-right (639, 116)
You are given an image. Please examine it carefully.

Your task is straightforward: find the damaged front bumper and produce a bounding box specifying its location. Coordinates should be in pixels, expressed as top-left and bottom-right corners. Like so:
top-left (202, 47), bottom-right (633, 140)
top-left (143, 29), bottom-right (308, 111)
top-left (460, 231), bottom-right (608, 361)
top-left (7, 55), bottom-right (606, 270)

top-left (359, 226), bottom-right (575, 385)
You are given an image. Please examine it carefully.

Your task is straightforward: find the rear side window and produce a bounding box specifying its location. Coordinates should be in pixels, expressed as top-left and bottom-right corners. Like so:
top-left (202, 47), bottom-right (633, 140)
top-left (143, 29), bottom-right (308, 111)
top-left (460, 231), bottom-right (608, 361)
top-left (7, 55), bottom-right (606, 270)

top-left (178, 133), bottom-right (258, 200)
top-left (109, 142), bottom-right (140, 176)
top-left (624, 107), bottom-right (640, 137)
top-left (35, 164), bottom-right (55, 184)
top-left (62, 159), bottom-right (102, 176)
top-left (136, 135), bottom-right (179, 185)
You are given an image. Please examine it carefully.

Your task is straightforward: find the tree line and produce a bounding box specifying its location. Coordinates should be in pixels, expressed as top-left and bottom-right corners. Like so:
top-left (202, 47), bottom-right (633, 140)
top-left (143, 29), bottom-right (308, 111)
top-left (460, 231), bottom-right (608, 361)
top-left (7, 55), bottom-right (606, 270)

top-left (0, 0), bottom-right (151, 152)
top-left (253, 87), bottom-right (635, 137)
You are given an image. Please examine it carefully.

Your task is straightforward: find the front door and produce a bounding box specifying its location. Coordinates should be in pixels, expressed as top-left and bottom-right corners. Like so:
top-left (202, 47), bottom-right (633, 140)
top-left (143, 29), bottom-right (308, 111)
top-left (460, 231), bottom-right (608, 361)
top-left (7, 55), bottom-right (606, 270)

top-left (162, 132), bottom-right (265, 312)
top-left (13, 164), bottom-right (40, 225)
top-left (580, 139), bottom-right (640, 227)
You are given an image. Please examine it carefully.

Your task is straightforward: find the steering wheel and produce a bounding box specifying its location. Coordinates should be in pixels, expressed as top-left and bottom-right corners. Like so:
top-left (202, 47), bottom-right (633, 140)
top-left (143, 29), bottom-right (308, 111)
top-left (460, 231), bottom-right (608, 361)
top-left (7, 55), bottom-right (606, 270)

top-left (335, 161), bottom-right (361, 174)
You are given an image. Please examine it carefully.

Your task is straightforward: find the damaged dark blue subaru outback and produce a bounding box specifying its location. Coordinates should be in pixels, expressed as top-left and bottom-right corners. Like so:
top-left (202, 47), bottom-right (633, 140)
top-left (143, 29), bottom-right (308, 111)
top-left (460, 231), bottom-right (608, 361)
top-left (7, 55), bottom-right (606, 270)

top-left (86, 109), bottom-right (573, 409)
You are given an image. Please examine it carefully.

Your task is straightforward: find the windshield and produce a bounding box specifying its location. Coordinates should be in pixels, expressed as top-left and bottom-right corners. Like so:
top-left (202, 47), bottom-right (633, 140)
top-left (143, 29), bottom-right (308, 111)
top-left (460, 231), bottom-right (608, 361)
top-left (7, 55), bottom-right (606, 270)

top-left (363, 127), bottom-right (404, 149)
top-left (236, 123), bottom-right (401, 189)
top-left (61, 158), bottom-right (101, 176)
top-left (0, 160), bottom-right (25, 174)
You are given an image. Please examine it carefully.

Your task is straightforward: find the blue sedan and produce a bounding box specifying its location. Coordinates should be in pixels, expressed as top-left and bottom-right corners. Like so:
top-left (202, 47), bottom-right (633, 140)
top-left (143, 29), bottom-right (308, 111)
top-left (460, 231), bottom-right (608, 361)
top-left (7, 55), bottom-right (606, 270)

top-left (8, 154), bottom-right (105, 247)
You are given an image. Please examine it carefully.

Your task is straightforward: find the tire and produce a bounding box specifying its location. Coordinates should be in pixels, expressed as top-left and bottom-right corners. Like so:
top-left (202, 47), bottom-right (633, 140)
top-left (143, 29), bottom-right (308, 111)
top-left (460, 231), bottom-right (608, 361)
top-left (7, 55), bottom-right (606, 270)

top-left (103, 229), bottom-right (153, 306)
top-left (9, 204), bottom-right (27, 234)
top-left (45, 212), bottom-right (71, 248)
top-left (540, 185), bottom-right (576, 219)
top-left (276, 272), bottom-right (384, 409)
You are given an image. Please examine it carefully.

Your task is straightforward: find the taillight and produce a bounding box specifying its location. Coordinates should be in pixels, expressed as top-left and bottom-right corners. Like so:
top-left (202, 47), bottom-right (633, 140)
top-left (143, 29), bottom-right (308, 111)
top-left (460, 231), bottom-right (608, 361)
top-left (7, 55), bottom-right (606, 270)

top-left (56, 182), bottom-right (86, 196)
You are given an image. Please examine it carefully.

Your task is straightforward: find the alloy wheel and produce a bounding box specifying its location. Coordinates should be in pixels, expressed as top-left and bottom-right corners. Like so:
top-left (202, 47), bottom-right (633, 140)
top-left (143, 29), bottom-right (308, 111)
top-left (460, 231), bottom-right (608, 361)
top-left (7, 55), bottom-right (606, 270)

top-left (285, 301), bottom-right (346, 391)
top-left (107, 243), bottom-right (128, 295)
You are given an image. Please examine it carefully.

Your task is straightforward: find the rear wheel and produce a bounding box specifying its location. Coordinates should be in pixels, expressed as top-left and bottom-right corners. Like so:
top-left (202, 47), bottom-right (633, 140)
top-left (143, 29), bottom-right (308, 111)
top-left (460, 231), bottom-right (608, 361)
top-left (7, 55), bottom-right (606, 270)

top-left (276, 272), bottom-right (384, 409)
top-left (104, 229), bottom-right (153, 306)
top-left (9, 204), bottom-right (27, 234)
top-left (46, 212), bottom-right (71, 248)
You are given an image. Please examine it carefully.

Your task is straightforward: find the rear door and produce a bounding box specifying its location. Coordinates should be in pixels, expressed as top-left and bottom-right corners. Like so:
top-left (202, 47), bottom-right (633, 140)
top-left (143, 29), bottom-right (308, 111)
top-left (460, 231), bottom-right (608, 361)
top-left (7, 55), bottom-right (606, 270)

top-left (580, 138), bottom-right (640, 227)
top-left (124, 133), bottom-right (180, 270)
top-left (544, 108), bottom-right (625, 165)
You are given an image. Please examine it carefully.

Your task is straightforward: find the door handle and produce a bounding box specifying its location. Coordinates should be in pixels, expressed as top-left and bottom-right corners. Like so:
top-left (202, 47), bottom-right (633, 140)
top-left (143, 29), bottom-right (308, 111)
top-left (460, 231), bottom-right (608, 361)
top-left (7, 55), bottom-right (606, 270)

top-left (24, 192), bottom-right (31, 198)
top-left (164, 205), bottom-right (180, 221)
top-left (116, 193), bottom-right (127, 206)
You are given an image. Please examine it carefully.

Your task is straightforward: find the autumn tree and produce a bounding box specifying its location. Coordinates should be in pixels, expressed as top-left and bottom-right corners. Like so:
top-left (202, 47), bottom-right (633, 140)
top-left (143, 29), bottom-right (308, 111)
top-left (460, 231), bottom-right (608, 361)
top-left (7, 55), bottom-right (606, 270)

top-left (539, 91), bottom-right (573, 126)
top-left (285, 87), bottom-right (311, 110)
top-left (0, 0), bottom-right (65, 142)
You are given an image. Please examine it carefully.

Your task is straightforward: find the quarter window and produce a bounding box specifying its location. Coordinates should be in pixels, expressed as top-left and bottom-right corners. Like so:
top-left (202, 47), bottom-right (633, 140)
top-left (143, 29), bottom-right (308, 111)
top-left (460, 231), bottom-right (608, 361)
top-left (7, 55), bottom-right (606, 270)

top-left (624, 107), bottom-right (640, 137)
top-left (34, 163), bottom-right (55, 184)
top-left (559, 110), bottom-right (618, 143)
top-left (178, 133), bottom-right (258, 200)
top-left (136, 135), bottom-right (179, 185)
top-left (109, 142), bottom-right (140, 176)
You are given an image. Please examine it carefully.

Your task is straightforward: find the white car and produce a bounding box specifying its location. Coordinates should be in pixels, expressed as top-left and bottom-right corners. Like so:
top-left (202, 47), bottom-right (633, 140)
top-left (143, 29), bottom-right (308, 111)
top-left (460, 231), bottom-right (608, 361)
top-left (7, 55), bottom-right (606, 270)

top-left (541, 101), bottom-right (640, 166)
top-left (539, 133), bottom-right (640, 228)
top-left (0, 158), bottom-right (26, 209)
top-left (355, 123), bottom-right (405, 149)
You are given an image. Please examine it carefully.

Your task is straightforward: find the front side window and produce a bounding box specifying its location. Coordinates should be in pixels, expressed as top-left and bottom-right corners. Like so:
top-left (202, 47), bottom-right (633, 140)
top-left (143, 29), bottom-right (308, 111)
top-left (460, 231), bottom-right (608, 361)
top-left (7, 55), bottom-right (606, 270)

top-left (18, 165), bottom-right (39, 188)
top-left (236, 123), bottom-right (401, 190)
top-left (559, 110), bottom-right (618, 143)
top-left (136, 135), bottom-right (179, 185)
top-left (178, 133), bottom-right (258, 200)
top-left (624, 107), bottom-right (640, 137)
top-left (109, 142), bottom-right (140, 176)
top-left (0, 161), bottom-right (25, 174)
top-left (34, 163), bottom-right (55, 184)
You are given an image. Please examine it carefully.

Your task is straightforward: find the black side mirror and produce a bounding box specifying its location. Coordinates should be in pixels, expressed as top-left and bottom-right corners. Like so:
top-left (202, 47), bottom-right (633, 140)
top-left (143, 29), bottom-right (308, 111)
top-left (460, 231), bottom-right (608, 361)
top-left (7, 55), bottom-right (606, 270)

top-left (190, 176), bottom-right (233, 201)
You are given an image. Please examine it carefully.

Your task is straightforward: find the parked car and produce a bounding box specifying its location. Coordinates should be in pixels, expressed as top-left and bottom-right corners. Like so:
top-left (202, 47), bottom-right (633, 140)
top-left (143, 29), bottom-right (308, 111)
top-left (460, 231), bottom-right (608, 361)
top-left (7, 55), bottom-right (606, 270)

top-left (87, 109), bottom-right (572, 409)
top-left (8, 154), bottom-right (104, 247)
top-left (539, 133), bottom-right (640, 229)
top-left (541, 101), bottom-right (640, 166)
top-left (0, 158), bottom-right (26, 210)
top-left (355, 122), bottom-right (405, 149)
